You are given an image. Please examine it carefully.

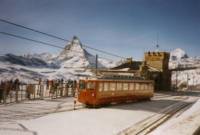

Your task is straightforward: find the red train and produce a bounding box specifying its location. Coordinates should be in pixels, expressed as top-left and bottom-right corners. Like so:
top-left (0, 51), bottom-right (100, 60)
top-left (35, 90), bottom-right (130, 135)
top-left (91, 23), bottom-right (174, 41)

top-left (78, 78), bottom-right (154, 107)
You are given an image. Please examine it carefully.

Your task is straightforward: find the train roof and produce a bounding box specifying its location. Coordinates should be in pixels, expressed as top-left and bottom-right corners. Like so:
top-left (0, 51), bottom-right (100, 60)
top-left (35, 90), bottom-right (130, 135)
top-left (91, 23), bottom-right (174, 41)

top-left (81, 77), bottom-right (154, 83)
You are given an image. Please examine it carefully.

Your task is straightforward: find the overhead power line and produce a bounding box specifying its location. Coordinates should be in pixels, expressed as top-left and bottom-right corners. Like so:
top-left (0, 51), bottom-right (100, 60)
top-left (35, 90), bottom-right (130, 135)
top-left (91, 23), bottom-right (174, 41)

top-left (0, 32), bottom-right (111, 56)
top-left (0, 32), bottom-right (85, 54)
top-left (0, 32), bottom-right (64, 49)
top-left (82, 45), bottom-right (124, 59)
top-left (0, 18), bottom-right (125, 59)
top-left (0, 19), bottom-right (70, 42)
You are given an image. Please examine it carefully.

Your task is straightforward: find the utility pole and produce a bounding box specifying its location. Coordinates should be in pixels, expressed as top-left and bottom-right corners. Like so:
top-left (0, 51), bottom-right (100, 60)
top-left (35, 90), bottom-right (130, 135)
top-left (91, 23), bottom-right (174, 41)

top-left (176, 71), bottom-right (178, 91)
top-left (96, 54), bottom-right (98, 76)
top-left (193, 75), bottom-right (195, 86)
top-left (187, 73), bottom-right (189, 90)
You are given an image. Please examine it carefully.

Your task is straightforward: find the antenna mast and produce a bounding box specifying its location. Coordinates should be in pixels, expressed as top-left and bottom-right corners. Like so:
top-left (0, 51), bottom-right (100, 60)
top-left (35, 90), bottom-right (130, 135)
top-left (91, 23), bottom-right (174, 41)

top-left (156, 32), bottom-right (159, 51)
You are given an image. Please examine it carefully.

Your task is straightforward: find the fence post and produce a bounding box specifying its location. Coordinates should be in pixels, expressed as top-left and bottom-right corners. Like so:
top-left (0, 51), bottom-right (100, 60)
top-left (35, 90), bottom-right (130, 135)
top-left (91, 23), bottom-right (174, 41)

top-left (3, 89), bottom-right (6, 104)
top-left (10, 91), bottom-right (12, 103)
top-left (16, 88), bottom-right (18, 102)
top-left (34, 85), bottom-right (36, 100)
top-left (60, 84), bottom-right (63, 97)
top-left (0, 88), bottom-right (2, 104)
top-left (56, 88), bottom-right (58, 98)
top-left (21, 85), bottom-right (23, 101)
top-left (40, 84), bottom-right (44, 100)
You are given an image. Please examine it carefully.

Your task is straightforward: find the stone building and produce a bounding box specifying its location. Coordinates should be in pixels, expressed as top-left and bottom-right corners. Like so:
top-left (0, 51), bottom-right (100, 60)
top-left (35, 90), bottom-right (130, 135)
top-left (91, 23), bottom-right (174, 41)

top-left (111, 51), bottom-right (171, 91)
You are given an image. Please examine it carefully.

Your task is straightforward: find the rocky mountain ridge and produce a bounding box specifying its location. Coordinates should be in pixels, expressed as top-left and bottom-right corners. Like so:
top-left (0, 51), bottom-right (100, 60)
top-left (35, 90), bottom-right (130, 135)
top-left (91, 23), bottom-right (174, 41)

top-left (0, 36), bottom-right (116, 82)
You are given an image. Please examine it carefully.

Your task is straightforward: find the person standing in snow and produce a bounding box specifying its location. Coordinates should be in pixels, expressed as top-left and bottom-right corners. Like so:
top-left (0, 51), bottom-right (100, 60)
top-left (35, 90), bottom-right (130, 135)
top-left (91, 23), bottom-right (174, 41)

top-left (72, 80), bottom-right (77, 97)
top-left (60, 79), bottom-right (64, 97)
top-left (46, 79), bottom-right (49, 90)
top-left (14, 78), bottom-right (20, 102)
top-left (65, 80), bottom-right (69, 97)
top-left (0, 81), bottom-right (3, 103)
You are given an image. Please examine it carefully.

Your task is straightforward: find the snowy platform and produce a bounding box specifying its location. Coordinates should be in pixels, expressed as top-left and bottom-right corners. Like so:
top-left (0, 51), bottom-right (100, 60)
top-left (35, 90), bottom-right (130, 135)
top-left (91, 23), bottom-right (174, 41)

top-left (1, 92), bottom-right (200, 135)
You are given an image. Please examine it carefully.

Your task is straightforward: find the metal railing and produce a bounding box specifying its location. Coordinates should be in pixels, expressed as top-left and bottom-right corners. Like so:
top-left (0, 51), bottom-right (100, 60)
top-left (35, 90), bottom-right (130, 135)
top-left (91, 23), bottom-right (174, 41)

top-left (0, 83), bottom-right (76, 105)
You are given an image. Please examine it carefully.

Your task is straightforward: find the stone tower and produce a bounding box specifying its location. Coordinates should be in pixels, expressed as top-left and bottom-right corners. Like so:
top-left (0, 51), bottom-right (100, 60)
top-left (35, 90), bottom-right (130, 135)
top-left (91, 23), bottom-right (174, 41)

top-left (144, 52), bottom-right (170, 71)
top-left (142, 52), bottom-right (171, 91)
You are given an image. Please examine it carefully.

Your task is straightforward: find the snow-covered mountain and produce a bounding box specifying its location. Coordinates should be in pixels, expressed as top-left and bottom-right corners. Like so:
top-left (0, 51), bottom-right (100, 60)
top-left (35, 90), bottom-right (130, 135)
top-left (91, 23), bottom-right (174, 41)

top-left (170, 48), bottom-right (188, 61)
top-left (169, 48), bottom-right (200, 69)
top-left (57, 36), bottom-right (109, 68)
top-left (0, 36), bottom-right (117, 83)
top-left (25, 52), bottom-right (57, 63)
top-left (1, 39), bottom-right (199, 90)
top-left (169, 48), bottom-right (200, 89)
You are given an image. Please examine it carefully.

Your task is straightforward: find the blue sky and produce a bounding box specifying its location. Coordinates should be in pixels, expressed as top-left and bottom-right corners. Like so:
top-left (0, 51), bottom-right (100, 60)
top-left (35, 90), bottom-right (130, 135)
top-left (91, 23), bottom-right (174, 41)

top-left (0, 0), bottom-right (199, 60)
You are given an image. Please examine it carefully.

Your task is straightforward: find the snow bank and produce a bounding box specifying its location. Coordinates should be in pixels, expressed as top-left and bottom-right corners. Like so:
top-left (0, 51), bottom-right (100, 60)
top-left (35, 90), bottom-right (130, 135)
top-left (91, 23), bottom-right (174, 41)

top-left (150, 99), bottom-right (200, 135)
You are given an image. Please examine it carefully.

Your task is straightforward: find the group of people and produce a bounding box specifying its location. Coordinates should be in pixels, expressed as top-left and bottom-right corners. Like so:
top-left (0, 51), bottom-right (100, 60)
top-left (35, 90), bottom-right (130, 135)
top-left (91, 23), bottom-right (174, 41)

top-left (46, 79), bottom-right (77, 97)
top-left (0, 79), bottom-right (20, 103)
top-left (26, 79), bottom-right (78, 99)
top-left (0, 78), bottom-right (78, 103)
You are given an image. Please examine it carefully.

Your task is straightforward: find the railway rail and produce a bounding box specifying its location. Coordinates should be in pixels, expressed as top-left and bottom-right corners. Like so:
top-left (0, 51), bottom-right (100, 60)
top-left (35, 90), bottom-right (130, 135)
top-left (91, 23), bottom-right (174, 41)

top-left (117, 96), bottom-right (192, 135)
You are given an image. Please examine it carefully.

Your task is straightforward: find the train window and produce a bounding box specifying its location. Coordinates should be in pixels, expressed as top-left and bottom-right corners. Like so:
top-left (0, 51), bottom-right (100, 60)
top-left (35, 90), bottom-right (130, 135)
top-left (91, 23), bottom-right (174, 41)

top-left (129, 83), bottom-right (134, 90)
top-left (86, 82), bottom-right (95, 90)
top-left (135, 83), bottom-right (140, 90)
top-left (117, 83), bottom-right (122, 91)
top-left (110, 83), bottom-right (116, 91)
top-left (123, 83), bottom-right (129, 91)
top-left (149, 84), bottom-right (153, 90)
top-left (104, 83), bottom-right (109, 91)
top-left (98, 83), bottom-right (103, 92)
top-left (79, 81), bottom-right (85, 90)
top-left (144, 84), bottom-right (148, 90)
top-left (140, 84), bottom-right (144, 90)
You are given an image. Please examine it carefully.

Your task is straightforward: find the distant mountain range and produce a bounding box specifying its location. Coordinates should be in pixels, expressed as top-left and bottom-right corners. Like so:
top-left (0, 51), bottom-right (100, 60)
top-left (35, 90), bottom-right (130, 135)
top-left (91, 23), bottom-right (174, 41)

top-left (169, 48), bottom-right (200, 69)
top-left (0, 37), bottom-right (200, 88)
top-left (0, 36), bottom-right (117, 82)
top-left (169, 48), bottom-right (200, 88)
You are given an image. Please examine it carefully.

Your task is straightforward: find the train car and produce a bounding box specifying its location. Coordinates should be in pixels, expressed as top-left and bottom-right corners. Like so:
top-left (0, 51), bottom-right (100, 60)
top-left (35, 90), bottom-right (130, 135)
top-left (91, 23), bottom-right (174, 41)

top-left (78, 78), bottom-right (154, 107)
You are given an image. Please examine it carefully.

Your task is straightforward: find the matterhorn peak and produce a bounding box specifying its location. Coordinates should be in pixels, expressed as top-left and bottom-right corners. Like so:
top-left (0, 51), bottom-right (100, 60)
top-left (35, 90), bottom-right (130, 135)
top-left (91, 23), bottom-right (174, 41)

top-left (57, 36), bottom-right (90, 63)
top-left (71, 36), bottom-right (82, 47)
top-left (63, 36), bottom-right (83, 50)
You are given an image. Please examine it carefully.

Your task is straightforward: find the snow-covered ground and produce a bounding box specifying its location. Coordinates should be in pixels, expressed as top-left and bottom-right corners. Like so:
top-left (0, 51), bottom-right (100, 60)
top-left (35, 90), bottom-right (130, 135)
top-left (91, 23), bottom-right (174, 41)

top-left (0, 92), bottom-right (195, 135)
top-left (170, 48), bottom-right (200, 89)
top-left (0, 97), bottom-right (83, 135)
top-left (1, 92), bottom-right (200, 135)
top-left (171, 69), bottom-right (200, 87)
top-left (20, 108), bottom-right (154, 135)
